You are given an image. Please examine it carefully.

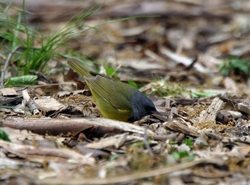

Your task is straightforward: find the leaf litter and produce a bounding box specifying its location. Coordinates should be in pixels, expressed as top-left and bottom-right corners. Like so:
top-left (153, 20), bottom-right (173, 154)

top-left (1, 0), bottom-right (250, 184)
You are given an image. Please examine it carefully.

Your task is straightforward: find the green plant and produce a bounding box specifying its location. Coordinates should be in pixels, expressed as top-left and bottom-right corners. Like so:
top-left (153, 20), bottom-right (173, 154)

top-left (0, 129), bottom-right (11, 142)
top-left (183, 138), bottom-right (193, 149)
top-left (191, 91), bottom-right (217, 98)
top-left (219, 56), bottom-right (250, 76)
top-left (1, 1), bottom-right (158, 87)
top-left (4, 75), bottom-right (37, 87)
top-left (148, 79), bottom-right (187, 97)
top-left (128, 80), bottom-right (139, 89)
top-left (105, 67), bottom-right (119, 78)
top-left (171, 151), bottom-right (195, 161)
top-left (1, 2), bottom-right (103, 87)
top-left (1, 3), bottom-right (102, 73)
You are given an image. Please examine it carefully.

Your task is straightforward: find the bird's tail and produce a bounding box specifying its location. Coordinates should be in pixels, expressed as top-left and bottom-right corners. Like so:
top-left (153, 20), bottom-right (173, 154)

top-left (68, 59), bottom-right (92, 77)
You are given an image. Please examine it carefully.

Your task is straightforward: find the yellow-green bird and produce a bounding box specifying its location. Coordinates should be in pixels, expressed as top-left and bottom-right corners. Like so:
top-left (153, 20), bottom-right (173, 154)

top-left (68, 59), bottom-right (157, 122)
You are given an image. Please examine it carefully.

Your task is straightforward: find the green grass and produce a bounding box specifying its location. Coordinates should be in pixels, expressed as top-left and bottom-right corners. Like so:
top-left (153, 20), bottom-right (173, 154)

top-left (0, 2), bottom-right (104, 86)
top-left (1, 3), bottom-right (101, 72)
top-left (0, 1), bottom-right (158, 87)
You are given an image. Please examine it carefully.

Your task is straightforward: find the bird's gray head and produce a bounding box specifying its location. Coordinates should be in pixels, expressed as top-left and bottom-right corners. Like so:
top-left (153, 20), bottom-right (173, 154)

top-left (128, 90), bottom-right (156, 122)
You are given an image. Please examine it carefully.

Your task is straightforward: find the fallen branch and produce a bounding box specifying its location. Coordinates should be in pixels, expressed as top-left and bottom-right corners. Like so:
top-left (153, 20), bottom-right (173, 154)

top-left (2, 117), bottom-right (155, 136)
top-left (0, 140), bottom-right (95, 165)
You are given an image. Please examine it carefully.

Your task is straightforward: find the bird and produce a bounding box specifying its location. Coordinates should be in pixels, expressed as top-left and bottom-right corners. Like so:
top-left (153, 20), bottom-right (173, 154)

top-left (68, 59), bottom-right (157, 122)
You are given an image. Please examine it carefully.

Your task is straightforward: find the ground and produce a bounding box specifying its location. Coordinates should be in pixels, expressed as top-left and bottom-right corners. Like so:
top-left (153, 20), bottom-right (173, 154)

top-left (1, 0), bottom-right (250, 184)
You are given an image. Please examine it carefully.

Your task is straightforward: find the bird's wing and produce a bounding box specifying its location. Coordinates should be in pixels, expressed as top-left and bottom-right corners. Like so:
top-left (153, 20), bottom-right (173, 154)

top-left (85, 76), bottom-right (133, 112)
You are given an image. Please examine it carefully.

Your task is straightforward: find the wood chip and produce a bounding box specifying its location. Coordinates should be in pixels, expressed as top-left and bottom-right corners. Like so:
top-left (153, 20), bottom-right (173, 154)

top-left (164, 120), bottom-right (199, 137)
top-left (0, 88), bottom-right (17, 96)
top-left (237, 102), bottom-right (250, 115)
top-left (34, 97), bottom-right (67, 112)
top-left (193, 97), bottom-right (224, 124)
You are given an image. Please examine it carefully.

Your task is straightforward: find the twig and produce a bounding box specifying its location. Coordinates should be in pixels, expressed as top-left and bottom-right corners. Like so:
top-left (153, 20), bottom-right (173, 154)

top-left (1, 46), bottom-right (21, 87)
top-left (143, 126), bottom-right (154, 157)
top-left (22, 89), bottom-right (40, 115)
